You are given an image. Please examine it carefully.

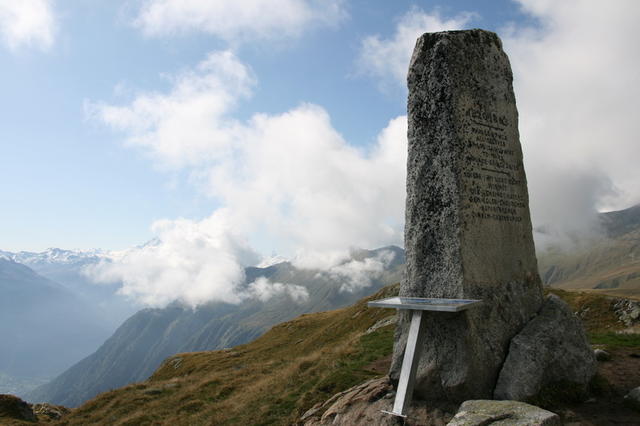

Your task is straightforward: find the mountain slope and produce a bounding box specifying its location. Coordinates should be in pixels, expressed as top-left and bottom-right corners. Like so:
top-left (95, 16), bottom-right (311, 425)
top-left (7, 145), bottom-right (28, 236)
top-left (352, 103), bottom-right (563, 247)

top-left (538, 204), bottom-right (640, 299)
top-left (50, 283), bottom-right (400, 425)
top-left (25, 246), bottom-right (404, 407)
top-left (45, 286), bottom-right (640, 426)
top-left (1, 248), bottom-right (138, 329)
top-left (0, 259), bottom-right (108, 395)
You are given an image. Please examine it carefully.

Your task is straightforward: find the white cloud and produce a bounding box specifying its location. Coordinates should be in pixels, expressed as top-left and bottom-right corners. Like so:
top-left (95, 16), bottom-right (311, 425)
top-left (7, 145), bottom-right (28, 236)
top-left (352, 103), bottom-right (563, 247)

top-left (356, 7), bottom-right (475, 86)
top-left (0, 0), bottom-right (56, 50)
top-left (502, 0), bottom-right (640, 240)
top-left (89, 50), bottom-right (407, 307)
top-left (133, 0), bottom-right (346, 42)
top-left (326, 249), bottom-right (397, 293)
top-left (85, 210), bottom-right (260, 308)
top-left (86, 51), bottom-right (254, 169)
top-left (247, 277), bottom-right (309, 303)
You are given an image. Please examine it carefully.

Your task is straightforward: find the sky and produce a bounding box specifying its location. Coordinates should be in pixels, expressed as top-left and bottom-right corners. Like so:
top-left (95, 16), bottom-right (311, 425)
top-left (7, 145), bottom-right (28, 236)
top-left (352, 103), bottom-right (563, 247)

top-left (1, 0), bottom-right (639, 306)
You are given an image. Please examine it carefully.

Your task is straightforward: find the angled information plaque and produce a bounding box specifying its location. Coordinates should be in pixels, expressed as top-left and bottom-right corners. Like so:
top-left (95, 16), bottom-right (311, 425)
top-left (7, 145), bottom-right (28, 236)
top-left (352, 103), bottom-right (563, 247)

top-left (368, 297), bottom-right (481, 312)
top-left (368, 297), bottom-right (482, 418)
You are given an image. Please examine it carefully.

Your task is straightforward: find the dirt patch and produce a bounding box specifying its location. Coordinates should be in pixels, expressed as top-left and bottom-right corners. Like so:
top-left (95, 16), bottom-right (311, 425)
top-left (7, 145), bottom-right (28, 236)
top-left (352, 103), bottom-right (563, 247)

top-left (364, 354), bottom-right (392, 375)
top-left (554, 348), bottom-right (640, 425)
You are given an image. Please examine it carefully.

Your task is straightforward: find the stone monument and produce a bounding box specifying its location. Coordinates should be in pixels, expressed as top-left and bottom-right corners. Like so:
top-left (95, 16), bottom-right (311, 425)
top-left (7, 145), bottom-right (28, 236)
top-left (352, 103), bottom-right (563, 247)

top-left (390, 29), bottom-right (596, 403)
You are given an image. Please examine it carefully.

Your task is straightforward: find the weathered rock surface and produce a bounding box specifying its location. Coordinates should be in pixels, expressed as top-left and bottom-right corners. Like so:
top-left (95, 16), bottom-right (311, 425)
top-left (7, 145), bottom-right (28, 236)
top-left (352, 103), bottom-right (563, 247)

top-left (32, 402), bottom-right (70, 421)
top-left (392, 29), bottom-right (543, 402)
top-left (613, 299), bottom-right (640, 327)
top-left (494, 294), bottom-right (597, 400)
top-left (624, 386), bottom-right (640, 411)
top-left (447, 400), bottom-right (560, 425)
top-left (0, 394), bottom-right (37, 422)
top-left (594, 348), bottom-right (611, 362)
top-left (302, 377), bottom-right (452, 425)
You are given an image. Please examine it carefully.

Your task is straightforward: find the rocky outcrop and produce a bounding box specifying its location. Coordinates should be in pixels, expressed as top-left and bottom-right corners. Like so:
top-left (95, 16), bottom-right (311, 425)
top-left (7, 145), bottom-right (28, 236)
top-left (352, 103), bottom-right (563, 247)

top-left (0, 394), bottom-right (37, 422)
top-left (447, 400), bottom-right (560, 426)
top-left (32, 402), bottom-right (70, 421)
top-left (494, 295), bottom-right (597, 401)
top-left (613, 299), bottom-right (640, 328)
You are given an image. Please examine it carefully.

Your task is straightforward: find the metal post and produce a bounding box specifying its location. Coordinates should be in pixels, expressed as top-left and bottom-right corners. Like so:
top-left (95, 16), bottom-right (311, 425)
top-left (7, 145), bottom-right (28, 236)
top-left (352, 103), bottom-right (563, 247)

top-left (384, 309), bottom-right (427, 417)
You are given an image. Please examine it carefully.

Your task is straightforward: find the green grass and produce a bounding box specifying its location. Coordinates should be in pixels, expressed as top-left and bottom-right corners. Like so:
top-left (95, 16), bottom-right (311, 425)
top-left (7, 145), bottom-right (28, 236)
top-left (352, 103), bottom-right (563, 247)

top-left (314, 326), bottom-right (394, 395)
top-left (589, 332), bottom-right (640, 349)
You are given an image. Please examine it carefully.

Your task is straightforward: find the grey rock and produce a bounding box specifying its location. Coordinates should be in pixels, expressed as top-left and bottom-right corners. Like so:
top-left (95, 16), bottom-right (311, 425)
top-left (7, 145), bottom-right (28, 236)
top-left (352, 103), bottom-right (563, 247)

top-left (494, 294), bottom-right (597, 400)
top-left (594, 348), bottom-right (611, 361)
top-left (613, 299), bottom-right (640, 327)
top-left (392, 29), bottom-right (543, 401)
top-left (31, 402), bottom-right (70, 421)
top-left (447, 400), bottom-right (560, 426)
top-left (624, 386), bottom-right (640, 411)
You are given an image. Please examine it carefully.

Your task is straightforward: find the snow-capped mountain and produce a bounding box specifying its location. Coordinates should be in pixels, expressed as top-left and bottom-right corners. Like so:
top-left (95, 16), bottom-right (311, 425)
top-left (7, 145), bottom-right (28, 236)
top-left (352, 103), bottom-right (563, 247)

top-left (1, 247), bottom-right (106, 267)
top-left (0, 247), bottom-right (138, 331)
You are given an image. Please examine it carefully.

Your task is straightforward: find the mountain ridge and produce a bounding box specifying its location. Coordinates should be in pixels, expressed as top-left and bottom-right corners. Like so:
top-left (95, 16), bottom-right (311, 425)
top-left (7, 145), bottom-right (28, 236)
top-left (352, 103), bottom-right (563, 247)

top-left (538, 204), bottom-right (640, 299)
top-left (0, 259), bottom-right (109, 395)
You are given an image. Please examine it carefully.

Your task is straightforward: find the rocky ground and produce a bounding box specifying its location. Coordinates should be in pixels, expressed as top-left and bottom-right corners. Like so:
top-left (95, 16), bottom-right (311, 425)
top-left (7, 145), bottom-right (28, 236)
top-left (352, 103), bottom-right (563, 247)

top-left (300, 346), bottom-right (640, 425)
top-left (555, 347), bottom-right (640, 425)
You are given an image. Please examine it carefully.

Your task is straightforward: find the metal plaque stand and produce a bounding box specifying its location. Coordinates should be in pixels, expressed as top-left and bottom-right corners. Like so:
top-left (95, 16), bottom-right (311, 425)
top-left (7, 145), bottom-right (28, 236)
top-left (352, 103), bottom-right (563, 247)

top-left (367, 297), bottom-right (482, 418)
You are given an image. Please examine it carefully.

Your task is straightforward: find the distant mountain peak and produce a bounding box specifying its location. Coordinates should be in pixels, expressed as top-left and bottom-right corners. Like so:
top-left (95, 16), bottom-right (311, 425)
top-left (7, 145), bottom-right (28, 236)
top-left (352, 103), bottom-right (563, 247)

top-left (256, 254), bottom-right (289, 268)
top-left (1, 248), bottom-right (107, 267)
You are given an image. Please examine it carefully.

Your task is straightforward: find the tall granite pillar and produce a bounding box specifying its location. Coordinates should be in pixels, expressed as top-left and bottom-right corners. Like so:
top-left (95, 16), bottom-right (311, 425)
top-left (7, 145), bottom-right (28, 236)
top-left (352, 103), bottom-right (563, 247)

top-left (390, 30), bottom-right (544, 402)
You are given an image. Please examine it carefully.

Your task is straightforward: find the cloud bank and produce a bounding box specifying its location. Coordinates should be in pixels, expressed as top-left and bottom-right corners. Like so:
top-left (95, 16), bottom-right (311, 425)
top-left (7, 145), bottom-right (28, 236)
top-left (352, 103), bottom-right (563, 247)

top-left (133, 0), bottom-right (346, 42)
top-left (0, 0), bottom-right (56, 51)
top-left (88, 50), bottom-right (407, 307)
top-left (504, 0), bottom-right (640, 243)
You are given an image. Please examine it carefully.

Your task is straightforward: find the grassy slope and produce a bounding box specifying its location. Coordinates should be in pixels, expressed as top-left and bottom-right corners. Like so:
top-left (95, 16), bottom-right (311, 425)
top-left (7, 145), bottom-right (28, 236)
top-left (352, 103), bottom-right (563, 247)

top-left (3, 285), bottom-right (635, 425)
top-left (56, 284), bottom-right (400, 426)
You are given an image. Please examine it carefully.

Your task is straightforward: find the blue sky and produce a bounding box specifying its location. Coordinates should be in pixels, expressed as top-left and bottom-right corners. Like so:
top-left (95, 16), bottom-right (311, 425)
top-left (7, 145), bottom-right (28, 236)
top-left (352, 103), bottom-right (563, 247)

top-left (0, 0), bottom-right (530, 252)
top-left (1, 1), bottom-right (639, 306)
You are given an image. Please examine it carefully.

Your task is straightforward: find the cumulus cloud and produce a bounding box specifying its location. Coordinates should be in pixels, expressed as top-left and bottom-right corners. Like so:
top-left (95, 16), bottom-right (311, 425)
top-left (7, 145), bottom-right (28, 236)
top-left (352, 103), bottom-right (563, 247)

top-left (247, 277), bottom-right (309, 303)
top-left (356, 7), bottom-right (474, 87)
top-left (502, 0), bottom-right (640, 242)
top-left (0, 0), bottom-right (56, 51)
top-left (89, 50), bottom-right (407, 307)
top-left (86, 51), bottom-right (254, 169)
top-left (84, 210), bottom-right (260, 307)
top-left (133, 0), bottom-right (346, 42)
top-left (325, 249), bottom-right (397, 293)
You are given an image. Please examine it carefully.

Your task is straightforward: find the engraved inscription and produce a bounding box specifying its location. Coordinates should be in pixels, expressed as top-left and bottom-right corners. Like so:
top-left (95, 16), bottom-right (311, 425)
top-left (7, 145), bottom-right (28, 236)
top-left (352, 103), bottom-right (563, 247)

top-left (462, 106), bottom-right (524, 223)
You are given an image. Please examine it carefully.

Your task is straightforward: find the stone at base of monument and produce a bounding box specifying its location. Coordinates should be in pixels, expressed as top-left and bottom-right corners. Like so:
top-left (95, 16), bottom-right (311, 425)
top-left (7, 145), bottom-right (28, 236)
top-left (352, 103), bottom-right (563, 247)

top-left (447, 400), bottom-right (561, 426)
top-left (624, 386), bottom-right (640, 411)
top-left (494, 295), bottom-right (597, 401)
